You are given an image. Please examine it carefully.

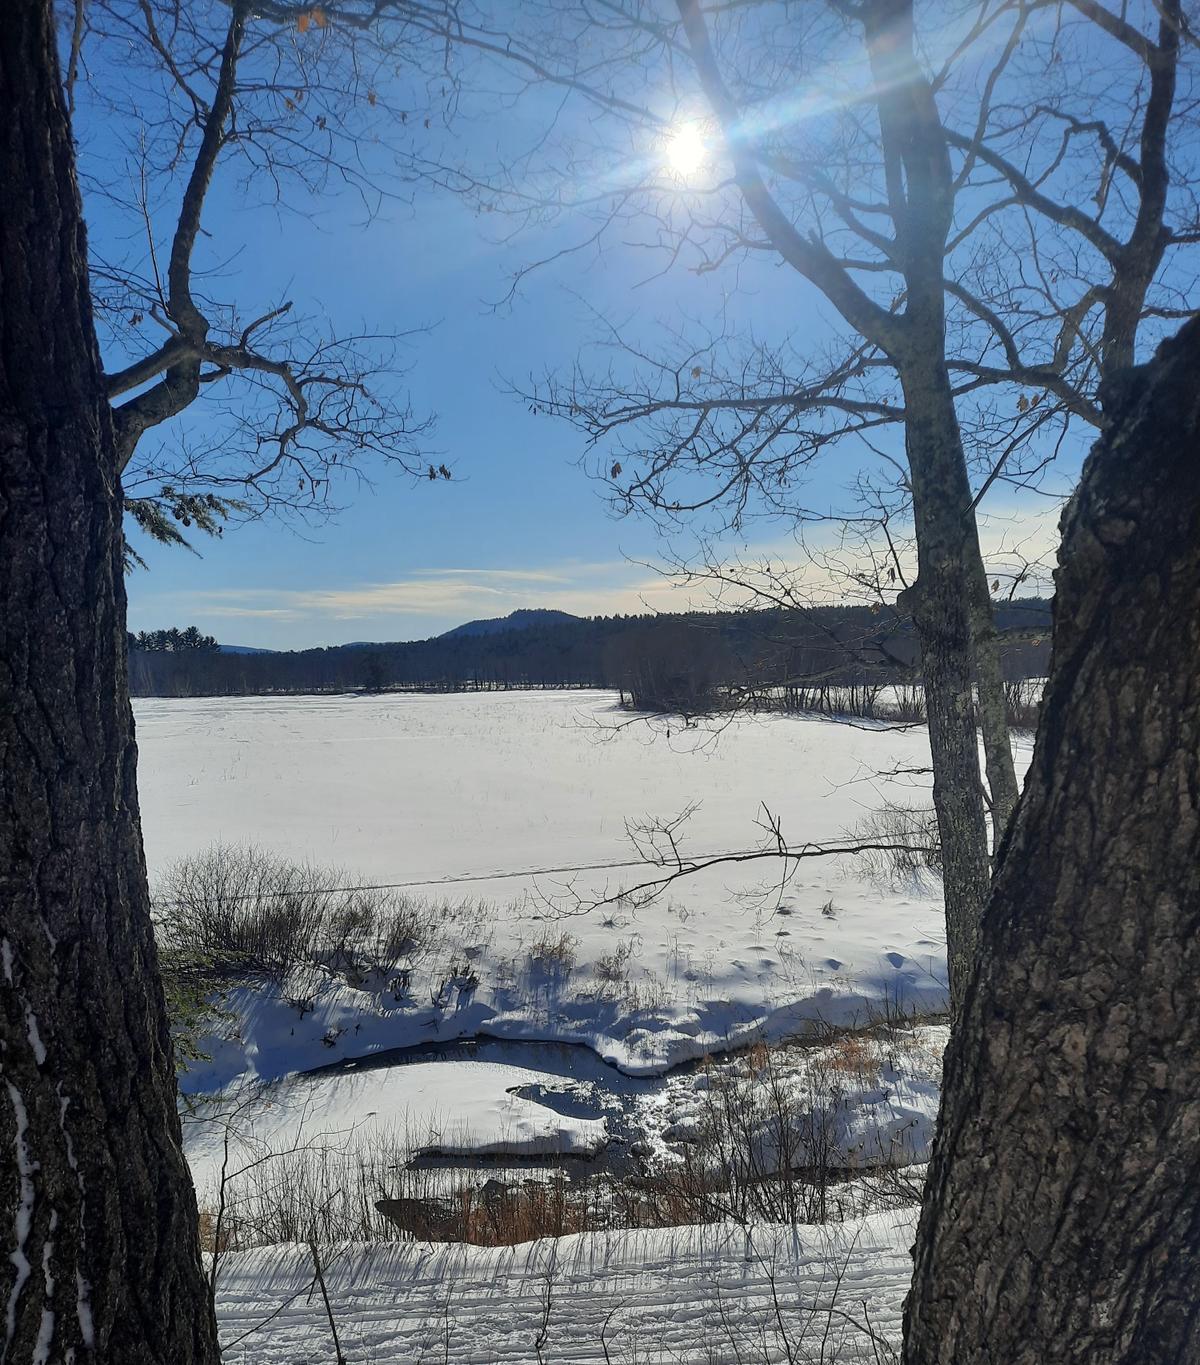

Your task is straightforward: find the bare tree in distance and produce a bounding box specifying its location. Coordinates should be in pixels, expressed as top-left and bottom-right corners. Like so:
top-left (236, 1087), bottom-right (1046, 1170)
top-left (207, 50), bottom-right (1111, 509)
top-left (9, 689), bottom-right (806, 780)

top-left (419, 0), bottom-right (1198, 1004)
top-left (903, 315), bottom-right (1200, 1361)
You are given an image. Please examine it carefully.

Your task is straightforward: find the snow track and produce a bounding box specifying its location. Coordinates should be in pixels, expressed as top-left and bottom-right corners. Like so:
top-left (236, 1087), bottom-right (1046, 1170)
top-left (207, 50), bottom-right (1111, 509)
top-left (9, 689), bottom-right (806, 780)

top-left (215, 1211), bottom-right (914, 1363)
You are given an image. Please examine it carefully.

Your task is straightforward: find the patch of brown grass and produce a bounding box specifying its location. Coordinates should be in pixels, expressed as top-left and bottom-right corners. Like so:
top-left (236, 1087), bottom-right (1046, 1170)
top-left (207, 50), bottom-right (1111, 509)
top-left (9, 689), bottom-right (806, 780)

top-left (823, 1032), bottom-right (881, 1082)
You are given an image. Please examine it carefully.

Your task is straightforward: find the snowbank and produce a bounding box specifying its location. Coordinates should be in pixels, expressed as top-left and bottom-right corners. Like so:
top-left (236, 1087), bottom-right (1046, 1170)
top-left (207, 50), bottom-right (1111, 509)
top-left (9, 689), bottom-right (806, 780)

top-left (184, 1058), bottom-right (609, 1202)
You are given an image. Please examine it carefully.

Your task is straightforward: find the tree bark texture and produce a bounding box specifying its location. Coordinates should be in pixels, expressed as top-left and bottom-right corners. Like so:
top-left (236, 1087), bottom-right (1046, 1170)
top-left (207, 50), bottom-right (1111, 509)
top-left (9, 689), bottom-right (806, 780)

top-left (0, 3), bottom-right (219, 1361)
top-left (904, 315), bottom-right (1200, 1364)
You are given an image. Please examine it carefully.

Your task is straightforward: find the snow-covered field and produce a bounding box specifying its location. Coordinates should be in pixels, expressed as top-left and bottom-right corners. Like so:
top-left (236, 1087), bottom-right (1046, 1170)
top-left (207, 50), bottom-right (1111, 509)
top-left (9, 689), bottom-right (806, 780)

top-left (138, 691), bottom-right (958, 1079)
top-left (133, 690), bottom-right (987, 1361)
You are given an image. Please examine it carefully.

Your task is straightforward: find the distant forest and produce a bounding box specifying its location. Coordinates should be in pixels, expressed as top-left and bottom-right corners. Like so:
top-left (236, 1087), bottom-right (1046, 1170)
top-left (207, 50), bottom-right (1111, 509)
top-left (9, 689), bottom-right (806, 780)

top-left (128, 600), bottom-right (1053, 709)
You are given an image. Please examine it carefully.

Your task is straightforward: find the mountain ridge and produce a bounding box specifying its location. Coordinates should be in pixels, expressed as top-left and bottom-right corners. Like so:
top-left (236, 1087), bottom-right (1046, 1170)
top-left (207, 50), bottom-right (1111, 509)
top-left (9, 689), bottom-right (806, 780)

top-left (439, 607), bottom-right (581, 639)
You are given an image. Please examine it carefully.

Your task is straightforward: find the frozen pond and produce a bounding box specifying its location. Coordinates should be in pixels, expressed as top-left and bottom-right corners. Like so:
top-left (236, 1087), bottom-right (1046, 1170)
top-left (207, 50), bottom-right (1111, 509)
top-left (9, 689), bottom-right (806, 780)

top-left (311, 1036), bottom-right (663, 1175)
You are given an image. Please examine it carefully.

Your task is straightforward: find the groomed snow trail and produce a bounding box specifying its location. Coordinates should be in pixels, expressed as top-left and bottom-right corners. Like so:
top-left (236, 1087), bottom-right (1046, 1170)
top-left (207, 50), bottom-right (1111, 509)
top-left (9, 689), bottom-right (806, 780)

top-left (215, 1211), bottom-right (914, 1363)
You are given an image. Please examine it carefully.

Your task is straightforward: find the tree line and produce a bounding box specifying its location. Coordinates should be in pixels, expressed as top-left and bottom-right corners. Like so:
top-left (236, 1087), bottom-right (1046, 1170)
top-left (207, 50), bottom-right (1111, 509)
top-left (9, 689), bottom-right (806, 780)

top-left (128, 626), bottom-right (220, 655)
top-left (126, 601), bottom-right (1052, 703)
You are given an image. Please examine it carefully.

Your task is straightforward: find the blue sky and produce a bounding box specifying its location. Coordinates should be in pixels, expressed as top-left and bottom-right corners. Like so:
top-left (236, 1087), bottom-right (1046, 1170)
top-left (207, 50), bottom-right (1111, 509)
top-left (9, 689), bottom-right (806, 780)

top-left (84, 12), bottom-right (1077, 650)
top-left (111, 151), bottom-right (888, 647)
top-left (119, 191), bottom-right (807, 647)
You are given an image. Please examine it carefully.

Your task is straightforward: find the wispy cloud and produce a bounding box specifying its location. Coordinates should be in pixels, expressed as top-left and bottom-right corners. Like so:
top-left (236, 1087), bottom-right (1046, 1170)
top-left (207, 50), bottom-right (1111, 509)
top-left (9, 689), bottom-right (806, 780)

top-left (161, 560), bottom-right (693, 631)
top-left (192, 606), bottom-right (307, 620)
top-left (138, 504), bottom-right (1063, 647)
top-left (409, 567), bottom-right (575, 583)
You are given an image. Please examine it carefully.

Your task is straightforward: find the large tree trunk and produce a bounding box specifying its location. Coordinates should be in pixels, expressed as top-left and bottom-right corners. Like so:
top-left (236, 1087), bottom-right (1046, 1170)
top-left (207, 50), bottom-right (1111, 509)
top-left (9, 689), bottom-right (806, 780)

top-left (903, 315), bottom-right (1200, 1363)
top-left (0, 3), bottom-right (219, 1361)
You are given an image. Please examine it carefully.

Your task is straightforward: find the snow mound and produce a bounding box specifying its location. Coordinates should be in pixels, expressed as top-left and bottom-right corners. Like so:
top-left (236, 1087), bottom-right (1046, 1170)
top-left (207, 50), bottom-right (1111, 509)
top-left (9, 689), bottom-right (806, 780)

top-left (184, 1059), bottom-right (609, 1203)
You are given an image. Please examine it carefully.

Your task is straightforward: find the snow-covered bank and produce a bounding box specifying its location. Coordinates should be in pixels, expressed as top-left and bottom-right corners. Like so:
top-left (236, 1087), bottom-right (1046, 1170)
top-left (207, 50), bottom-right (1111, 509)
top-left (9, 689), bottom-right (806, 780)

top-left (214, 1209), bottom-right (917, 1363)
top-left (182, 1024), bottom-right (947, 1264)
top-left (182, 1026), bottom-right (950, 1195)
top-left (184, 1053), bottom-right (611, 1203)
top-left (179, 941), bottom-right (948, 1090)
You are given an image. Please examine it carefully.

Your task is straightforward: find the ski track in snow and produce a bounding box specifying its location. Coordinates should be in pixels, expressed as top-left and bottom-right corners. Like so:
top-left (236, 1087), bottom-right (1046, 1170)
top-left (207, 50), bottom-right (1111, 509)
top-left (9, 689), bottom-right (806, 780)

top-left (215, 1211), bottom-right (916, 1364)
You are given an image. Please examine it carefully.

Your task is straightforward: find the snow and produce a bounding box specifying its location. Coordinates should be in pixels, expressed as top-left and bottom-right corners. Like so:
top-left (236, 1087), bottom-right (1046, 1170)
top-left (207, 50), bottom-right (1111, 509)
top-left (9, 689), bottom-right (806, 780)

top-left (127, 692), bottom-right (980, 1360)
top-left (3, 1081), bottom-right (34, 1358)
top-left (184, 1057), bottom-right (609, 1202)
top-left (135, 691), bottom-right (968, 1081)
top-left (641, 1024), bottom-right (949, 1175)
top-left (32, 1211), bottom-right (57, 1365)
top-left (212, 1209), bottom-right (917, 1363)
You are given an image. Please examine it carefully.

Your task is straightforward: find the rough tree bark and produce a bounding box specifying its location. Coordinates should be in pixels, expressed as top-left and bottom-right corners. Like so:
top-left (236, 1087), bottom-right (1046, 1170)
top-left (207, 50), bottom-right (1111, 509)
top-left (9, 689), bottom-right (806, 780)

top-left (903, 314), bottom-right (1200, 1363)
top-left (0, 2), bottom-right (219, 1361)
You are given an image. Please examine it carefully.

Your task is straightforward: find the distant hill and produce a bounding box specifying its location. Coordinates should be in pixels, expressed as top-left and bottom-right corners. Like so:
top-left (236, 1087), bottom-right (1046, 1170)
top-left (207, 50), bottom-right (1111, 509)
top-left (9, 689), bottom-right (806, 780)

top-left (440, 608), bottom-right (581, 639)
top-left (219, 644), bottom-right (275, 655)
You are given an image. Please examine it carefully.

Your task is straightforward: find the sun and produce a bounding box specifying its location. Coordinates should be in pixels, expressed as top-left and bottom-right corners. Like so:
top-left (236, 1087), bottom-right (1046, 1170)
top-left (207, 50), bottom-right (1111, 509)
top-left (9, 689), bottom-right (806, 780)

top-left (664, 123), bottom-right (707, 179)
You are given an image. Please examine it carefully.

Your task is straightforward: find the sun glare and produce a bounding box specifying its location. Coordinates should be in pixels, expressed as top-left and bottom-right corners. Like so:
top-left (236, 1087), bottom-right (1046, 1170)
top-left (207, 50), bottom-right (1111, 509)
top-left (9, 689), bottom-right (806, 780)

top-left (665, 123), bottom-right (707, 179)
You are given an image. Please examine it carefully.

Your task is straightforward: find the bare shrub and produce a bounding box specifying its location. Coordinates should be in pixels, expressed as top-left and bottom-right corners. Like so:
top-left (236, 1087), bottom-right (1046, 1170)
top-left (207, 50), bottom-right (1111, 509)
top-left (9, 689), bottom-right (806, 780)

top-left (1004, 677), bottom-right (1044, 732)
top-left (154, 843), bottom-right (328, 977)
top-left (824, 1031), bottom-right (883, 1082)
top-left (625, 669), bottom-right (719, 715)
top-left (153, 843), bottom-right (447, 984)
top-left (681, 1046), bottom-right (854, 1225)
top-left (780, 682), bottom-right (886, 719)
top-left (375, 898), bottom-right (429, 967)
top-left (199, 1136), bottom-right (412, 1251)
top-left (527, 931), bottom-right (578, 975)
top-left (198, 1129), bottom-right (612, 1252)
top-left (881, 684), bottom-right (927, 723)
top-left (848, 803), bottom-right (942, 884)
top-left (616, 1043), bottom-right (849, 1230)
top-left (593, 938), bottom-right (636, 987)
top-left (635, 1031), bottom-right (935, 1231)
